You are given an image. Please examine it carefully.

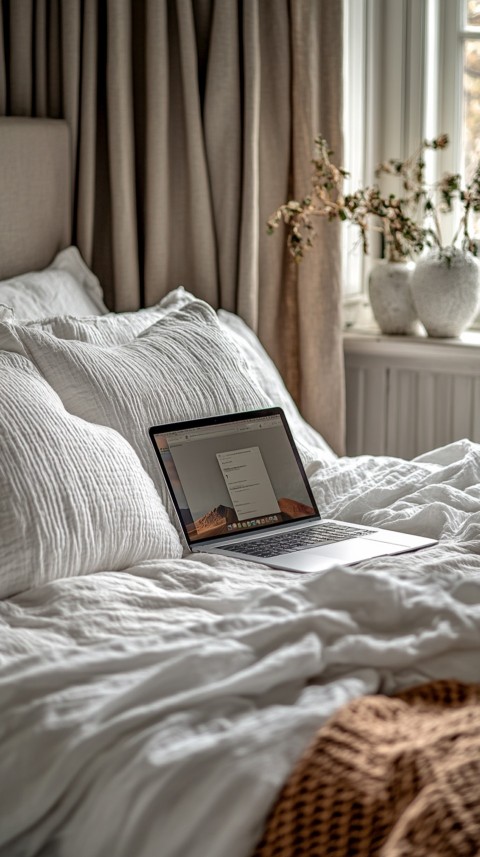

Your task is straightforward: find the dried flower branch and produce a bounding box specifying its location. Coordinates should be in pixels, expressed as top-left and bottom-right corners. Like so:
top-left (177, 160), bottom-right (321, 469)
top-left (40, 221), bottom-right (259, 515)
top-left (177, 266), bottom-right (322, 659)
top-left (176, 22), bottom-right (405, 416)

top-left (267, 138), bottom-right (349, 261)
top-left (268, 133), bottom-right (479, 264)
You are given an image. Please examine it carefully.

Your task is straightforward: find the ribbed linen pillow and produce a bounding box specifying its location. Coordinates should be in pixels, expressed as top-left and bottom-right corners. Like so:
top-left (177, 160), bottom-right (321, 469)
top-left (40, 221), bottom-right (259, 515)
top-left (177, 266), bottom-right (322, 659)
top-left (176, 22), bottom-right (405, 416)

top-left (0, 246), bottom-right (108, 320)
top-left (0, 301), bottom-right (270, 515)
top-left (26, 286), bottom-right (194, 344)
top-left (31, 302), bottom-right (168, 345)
top-left (217, 310), bottom-right (337, 461)
top-left (27, 287), bottom-right (336, 461)
top-left (0, 352), bottom-right (181, 599)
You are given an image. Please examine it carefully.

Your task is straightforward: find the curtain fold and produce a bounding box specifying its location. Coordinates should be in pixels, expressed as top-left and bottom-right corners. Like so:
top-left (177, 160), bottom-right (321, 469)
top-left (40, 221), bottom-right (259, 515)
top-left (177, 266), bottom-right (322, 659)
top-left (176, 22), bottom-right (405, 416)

top-left (203, 1), bottom-right (241, 313)
top-left (0, 0), bottom-right (345, 453)
top-left (290, 0), bottom-right (345, 450)
top-left (106, 0), bottom-right (140, 308)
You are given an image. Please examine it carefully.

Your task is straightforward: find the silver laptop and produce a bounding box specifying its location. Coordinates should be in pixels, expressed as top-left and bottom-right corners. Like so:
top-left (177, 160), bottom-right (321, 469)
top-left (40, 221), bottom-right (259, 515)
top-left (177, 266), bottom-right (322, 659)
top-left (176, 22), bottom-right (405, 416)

top-left (149, 408), bottom-right (436, 573)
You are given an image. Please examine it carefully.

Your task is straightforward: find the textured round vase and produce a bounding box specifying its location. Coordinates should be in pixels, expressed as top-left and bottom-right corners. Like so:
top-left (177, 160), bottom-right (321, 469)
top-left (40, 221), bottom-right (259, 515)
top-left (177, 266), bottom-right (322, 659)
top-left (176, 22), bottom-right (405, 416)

top-left (410, 249), bottom-right (480, 338)
top-left (368, 260), bottom-right (419, 335)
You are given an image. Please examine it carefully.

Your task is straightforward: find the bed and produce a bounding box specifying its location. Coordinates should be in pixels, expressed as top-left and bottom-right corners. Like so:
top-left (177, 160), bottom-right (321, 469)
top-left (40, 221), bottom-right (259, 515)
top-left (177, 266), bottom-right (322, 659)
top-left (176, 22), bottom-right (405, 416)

top-left (1, 117), bottom-right (480, 857)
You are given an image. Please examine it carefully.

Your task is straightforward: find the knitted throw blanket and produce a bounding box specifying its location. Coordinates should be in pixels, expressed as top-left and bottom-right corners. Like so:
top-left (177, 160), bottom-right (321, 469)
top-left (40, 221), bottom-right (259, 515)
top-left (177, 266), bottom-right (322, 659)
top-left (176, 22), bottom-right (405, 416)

top-left (254, 680), bottom-right (480, 857)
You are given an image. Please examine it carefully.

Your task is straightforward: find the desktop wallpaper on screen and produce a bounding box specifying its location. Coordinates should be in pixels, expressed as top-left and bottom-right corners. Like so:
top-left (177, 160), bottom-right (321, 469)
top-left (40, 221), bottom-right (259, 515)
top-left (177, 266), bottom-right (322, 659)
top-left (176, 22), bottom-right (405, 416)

top-left (154, 415), bottom-right (316, 542)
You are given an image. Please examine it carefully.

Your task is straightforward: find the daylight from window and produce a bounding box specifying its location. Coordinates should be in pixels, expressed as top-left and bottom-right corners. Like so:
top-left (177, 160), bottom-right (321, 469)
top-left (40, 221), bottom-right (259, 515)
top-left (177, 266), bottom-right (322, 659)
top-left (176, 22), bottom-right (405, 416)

top-left (343, 0), bottom-right (480, 308)
top-left (464, 1), bottom-right (480, 181)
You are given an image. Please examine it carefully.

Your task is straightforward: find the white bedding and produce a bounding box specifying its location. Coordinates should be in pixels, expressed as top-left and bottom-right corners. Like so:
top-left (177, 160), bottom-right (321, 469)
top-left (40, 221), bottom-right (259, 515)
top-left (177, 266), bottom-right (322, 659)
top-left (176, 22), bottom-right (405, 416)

top-left (2, 441), bottom-right (480, 857)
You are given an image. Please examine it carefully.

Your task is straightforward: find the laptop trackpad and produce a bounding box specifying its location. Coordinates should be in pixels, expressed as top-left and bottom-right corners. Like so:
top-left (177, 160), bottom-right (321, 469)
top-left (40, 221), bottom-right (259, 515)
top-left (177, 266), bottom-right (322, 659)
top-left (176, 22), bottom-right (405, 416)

top-left (313, 538), bottom-right (411, 563)
top-left (275, 538), bottom-right (407, 573)
top-left (365, 529), bottom-right (435, 548)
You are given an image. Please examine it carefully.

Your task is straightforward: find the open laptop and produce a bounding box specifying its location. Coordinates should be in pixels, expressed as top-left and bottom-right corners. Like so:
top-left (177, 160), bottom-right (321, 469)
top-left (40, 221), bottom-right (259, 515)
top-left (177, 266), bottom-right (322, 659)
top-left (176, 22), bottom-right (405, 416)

top-left (149, 408), bottom-right (436, 573)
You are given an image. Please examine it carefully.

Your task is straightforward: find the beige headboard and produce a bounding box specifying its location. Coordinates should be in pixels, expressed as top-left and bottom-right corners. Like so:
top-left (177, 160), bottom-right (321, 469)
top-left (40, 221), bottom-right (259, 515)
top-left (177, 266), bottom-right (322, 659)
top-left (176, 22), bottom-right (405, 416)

top-left (0, 117), bottom-right (72, 280)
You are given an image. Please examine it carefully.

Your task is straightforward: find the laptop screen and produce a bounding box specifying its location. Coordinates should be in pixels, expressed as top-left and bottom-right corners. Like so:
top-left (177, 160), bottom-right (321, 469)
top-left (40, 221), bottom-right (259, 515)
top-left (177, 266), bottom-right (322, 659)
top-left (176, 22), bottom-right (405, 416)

top-left (150, 408), bottom-right (319, 545)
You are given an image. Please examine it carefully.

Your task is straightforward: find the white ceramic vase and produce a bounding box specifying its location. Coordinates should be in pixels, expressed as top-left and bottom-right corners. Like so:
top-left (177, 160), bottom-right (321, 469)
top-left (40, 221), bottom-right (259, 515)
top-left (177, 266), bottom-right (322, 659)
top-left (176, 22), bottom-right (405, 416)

top-left (410, 248), bottom-right (480, 338)
top-left (368, 260), bottom-right (419, 335)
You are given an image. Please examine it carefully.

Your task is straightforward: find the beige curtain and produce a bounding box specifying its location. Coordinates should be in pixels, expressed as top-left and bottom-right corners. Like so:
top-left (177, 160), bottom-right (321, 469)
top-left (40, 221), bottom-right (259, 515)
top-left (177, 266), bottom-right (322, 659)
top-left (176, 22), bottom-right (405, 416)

top-left (0, 0), bottom-right (345, 454)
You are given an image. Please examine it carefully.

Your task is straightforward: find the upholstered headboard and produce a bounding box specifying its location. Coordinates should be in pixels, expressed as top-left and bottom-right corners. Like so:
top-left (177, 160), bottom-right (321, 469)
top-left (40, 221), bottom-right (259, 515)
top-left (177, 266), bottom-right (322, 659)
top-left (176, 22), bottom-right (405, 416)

top-left (0, 117), bottom-right (71, 279)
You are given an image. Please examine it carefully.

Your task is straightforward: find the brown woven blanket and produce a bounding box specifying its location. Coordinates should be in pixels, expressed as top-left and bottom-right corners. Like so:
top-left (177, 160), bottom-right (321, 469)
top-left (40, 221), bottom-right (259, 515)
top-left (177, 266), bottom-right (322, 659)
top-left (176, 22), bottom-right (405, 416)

top-left (254, 680), bottom-right (480, 857)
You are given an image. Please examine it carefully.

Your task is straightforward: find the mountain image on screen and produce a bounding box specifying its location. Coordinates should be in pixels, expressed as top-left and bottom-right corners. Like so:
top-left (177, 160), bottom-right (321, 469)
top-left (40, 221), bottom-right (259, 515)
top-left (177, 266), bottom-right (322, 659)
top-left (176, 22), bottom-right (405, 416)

top-left (192, 504), bottom-right (238, 538)
top-left (278, 498), bottom-right (315, 519)
top-left (189, 497), bottom-right (315, 540)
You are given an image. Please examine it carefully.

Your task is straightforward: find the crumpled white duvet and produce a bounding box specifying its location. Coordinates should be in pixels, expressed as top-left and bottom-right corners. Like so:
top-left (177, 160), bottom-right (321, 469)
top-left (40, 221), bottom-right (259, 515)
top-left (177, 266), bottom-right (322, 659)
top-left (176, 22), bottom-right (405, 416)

top-left (1, 440), bottom-right (480, 857)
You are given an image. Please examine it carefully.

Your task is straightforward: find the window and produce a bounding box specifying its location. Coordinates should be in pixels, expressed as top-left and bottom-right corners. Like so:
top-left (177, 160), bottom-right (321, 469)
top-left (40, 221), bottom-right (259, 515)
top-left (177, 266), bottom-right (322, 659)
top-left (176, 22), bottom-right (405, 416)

top-left (462, 2), bottom-right (480, 215)
top-left (343, 0), bottom-right (480, 325)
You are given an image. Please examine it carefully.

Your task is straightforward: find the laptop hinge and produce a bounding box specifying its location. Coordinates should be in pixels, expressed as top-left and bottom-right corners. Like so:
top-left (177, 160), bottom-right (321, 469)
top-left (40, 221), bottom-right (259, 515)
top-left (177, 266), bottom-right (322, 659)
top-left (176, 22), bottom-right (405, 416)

top-left (191, 516), bottom-right (322, 551)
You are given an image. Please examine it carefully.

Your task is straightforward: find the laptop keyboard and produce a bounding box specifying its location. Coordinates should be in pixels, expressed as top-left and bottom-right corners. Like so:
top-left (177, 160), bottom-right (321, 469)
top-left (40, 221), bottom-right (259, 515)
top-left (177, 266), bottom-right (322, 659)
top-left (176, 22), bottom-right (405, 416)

top-left (225, 523), bottom-right (375, 558)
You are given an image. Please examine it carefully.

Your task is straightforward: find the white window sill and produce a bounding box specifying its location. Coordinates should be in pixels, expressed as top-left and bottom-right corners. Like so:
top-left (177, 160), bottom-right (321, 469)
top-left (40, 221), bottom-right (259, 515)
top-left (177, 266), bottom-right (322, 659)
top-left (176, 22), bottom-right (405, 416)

top-left (343, 325), bottom-right (480, 357)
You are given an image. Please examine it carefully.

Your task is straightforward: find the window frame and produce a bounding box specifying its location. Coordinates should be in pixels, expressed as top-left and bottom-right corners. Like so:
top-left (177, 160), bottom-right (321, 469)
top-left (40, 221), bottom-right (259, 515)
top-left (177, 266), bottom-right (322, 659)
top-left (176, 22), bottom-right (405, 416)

top-left (342, 0), bottom-right (479, 327)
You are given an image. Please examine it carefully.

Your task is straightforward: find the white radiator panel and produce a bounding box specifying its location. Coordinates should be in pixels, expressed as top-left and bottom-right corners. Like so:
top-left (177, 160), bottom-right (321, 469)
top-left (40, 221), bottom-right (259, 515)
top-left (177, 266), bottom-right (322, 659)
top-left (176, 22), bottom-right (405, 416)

top-left (344, 333), bottom-right (480, 458)
top-left (387, 369), bottom-right (479, 458)
top-left (345, 364), bottom-right (387, 455)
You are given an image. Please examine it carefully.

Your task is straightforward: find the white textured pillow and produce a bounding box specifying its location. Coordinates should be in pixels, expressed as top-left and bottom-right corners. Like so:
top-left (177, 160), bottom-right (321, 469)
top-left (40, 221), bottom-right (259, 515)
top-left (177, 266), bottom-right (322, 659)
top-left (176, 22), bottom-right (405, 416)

top-left (0, 352), bottom-right (181, 599)
top-left (23, 286), bottom-right (336, 461)
top-left (0, 246), bottom-right (108, 320)
top-left (28, 290), bottom-right (191, 345)
top-left (0, 301), bottom-right (270, 515)
top-left (218, 310), bottom-right (337, 461)
top-left (32, 307), bottom-right (164, 345)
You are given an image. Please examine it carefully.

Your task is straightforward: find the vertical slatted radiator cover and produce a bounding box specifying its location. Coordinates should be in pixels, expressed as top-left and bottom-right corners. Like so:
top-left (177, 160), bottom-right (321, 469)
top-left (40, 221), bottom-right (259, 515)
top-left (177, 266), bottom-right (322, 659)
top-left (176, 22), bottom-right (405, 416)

top-left (344, 332), bottom-right (480, 458)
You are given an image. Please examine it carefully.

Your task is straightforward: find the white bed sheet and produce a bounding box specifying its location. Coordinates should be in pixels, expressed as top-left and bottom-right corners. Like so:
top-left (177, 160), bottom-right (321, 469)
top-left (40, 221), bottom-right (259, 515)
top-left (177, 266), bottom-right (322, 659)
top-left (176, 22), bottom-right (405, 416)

top-left (1, 441), bottom-right (480, 857)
